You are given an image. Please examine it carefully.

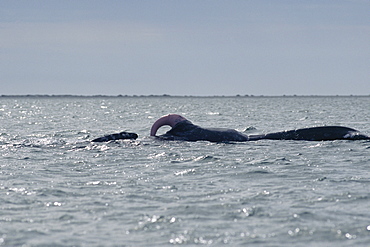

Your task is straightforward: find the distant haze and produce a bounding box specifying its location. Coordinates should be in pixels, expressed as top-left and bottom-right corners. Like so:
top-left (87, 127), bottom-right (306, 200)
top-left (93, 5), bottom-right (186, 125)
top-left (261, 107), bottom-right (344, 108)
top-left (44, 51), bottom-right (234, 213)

top-left (1, 0), bottom-right (369, 96)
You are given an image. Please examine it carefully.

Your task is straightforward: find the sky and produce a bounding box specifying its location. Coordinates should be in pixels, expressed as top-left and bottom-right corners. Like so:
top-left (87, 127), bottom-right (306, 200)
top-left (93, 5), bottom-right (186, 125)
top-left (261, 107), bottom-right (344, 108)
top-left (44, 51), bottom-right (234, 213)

top-left (1, 0), bottom-right (369, 96)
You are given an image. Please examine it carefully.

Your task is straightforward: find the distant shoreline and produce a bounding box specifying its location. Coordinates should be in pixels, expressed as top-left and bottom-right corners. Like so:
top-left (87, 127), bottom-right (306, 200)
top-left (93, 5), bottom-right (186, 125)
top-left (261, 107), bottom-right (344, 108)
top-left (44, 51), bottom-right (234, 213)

top-left (0, 94), bottom-right (369, 98)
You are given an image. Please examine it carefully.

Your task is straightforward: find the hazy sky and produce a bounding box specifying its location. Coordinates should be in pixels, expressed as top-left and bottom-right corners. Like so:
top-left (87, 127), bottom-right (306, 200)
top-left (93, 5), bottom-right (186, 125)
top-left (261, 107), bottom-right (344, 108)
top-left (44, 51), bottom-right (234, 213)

top-left (1, 0), bottom-right (369, 96)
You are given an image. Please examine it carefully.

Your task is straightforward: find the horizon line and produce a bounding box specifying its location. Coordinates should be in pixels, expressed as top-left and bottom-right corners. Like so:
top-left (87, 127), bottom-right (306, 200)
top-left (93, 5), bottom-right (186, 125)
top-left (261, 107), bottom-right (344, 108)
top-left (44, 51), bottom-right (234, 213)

top-left (0, 94), bottom-right (369, 98)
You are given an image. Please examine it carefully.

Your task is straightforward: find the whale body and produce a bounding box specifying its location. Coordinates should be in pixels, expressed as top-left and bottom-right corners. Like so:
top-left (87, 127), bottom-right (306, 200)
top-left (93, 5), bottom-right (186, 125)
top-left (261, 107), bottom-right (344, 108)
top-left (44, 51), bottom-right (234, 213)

top-left (150, 114), bottom-right (370, 142)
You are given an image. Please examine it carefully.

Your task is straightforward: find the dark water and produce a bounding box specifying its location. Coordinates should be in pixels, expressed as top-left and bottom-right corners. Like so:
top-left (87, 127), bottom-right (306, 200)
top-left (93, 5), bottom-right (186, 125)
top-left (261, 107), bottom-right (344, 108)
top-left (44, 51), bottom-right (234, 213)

top-left (0, 96), bottom-right (369, 246)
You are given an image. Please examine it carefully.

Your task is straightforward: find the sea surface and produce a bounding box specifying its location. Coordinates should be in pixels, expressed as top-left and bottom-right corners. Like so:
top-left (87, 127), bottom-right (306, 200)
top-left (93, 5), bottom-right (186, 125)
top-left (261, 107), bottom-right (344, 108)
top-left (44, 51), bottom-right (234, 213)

top-left (0, 96), bottom-right (369, 247)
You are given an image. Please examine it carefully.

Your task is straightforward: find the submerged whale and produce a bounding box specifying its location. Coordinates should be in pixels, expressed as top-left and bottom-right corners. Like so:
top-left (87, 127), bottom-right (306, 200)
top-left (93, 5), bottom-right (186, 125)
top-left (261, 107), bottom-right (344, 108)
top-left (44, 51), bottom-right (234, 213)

top-left (92, 131), bottom-right (138, 142)
top-left (91, 114), bottom-right (369, 142)
top-left (150, 114), bottom-right (370, 142)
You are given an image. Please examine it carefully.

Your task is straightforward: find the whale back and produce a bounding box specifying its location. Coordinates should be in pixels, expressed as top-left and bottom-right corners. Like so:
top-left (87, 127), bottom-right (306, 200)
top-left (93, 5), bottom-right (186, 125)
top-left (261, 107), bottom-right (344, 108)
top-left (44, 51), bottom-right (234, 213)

top-left (264, 126), bottom-right (369, 141)
top-left (159, 120), bottom-right (249, 142)
top-left (92, 131), bottom-right (138, 142)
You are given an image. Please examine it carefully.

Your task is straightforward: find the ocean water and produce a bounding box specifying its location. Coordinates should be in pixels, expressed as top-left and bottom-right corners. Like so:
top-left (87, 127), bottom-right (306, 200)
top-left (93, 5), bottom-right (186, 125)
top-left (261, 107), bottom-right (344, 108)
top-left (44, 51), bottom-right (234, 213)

top-left (0, 96), bottom-right (369, 246)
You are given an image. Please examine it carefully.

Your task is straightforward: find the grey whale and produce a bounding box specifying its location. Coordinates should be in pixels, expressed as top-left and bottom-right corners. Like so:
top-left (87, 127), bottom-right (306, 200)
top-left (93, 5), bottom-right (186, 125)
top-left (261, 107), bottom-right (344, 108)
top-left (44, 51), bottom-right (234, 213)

top-left (92, 114), bottom-right (370, 142)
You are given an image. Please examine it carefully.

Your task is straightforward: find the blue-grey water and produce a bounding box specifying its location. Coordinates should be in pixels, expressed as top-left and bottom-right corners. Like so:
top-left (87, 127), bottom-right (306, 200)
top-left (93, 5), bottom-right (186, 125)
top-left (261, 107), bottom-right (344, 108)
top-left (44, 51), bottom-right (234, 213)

top-left (0, 96), bottom-right (369, 246)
